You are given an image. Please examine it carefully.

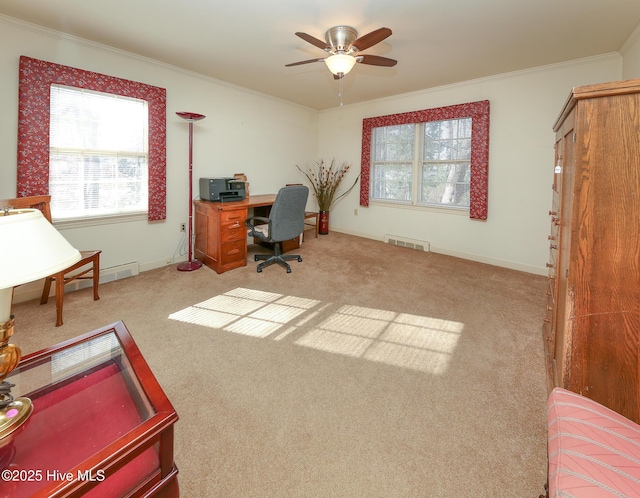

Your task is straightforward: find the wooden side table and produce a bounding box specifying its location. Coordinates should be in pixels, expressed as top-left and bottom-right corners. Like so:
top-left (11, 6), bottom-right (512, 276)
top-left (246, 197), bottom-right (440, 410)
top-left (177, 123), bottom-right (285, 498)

top-left (2, 321), bottom-right (179, 497)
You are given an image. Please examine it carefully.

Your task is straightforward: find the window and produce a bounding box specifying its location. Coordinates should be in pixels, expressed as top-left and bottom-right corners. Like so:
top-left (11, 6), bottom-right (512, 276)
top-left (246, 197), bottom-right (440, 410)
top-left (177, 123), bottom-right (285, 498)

top-left (371, 118), bottom-right (472, 208)
top-left (17, 56), bottom-right (167, 222)
top-left (361, 100), bottom-right (490, 220)
top-left (49, 85), bottom-right (149, 220)
top-left (371, 124), bottom-right (414, 202)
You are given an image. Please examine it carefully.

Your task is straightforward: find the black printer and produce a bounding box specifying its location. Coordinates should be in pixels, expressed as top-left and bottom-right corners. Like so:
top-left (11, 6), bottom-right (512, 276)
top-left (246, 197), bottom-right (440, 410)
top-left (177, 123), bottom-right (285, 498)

top-left (199, 178), bottom-right (246, 202)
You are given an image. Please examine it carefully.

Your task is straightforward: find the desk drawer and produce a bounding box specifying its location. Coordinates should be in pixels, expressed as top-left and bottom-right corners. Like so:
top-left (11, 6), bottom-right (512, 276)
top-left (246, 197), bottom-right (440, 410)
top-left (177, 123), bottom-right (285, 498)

top-left (220, 239), bottom-right (245, 266)
top-left (221, 221), bottom-right (245, 243)
top-left (221, 209), bottom-right (247, 223)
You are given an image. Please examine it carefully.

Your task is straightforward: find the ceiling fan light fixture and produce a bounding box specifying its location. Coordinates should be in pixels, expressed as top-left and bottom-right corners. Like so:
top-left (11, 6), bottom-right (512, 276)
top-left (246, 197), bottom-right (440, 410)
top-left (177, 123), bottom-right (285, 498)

top-left (325, 53), bottom-right (357, 76)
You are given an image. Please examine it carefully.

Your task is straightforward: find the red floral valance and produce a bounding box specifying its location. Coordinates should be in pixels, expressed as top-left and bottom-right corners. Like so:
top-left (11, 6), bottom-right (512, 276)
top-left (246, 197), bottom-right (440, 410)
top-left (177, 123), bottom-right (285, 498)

top-left (17, 56), bottom-right (167, 221)
top-left (360, 100), bottom-right (490, 220)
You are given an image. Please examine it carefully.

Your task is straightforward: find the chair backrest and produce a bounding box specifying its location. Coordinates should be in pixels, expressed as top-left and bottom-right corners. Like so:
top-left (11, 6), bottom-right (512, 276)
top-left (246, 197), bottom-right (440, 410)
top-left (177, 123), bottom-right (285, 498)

top-left (0, 195), bottom-right (53, 223)
top-left (268, 185), bottom-right (309, 242)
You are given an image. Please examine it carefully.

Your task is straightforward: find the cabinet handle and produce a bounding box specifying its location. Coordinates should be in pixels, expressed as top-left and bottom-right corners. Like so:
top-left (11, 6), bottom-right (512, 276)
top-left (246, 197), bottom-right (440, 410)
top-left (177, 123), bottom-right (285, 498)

top-left (546, 263), bottom-right (554, 268)
top-left (550, 244), bottom-right (558, 250)
top-left (552, 218), bottom-right (560, 226)
top-left (548, 235), bottom-right (556, 241)
top-left (549, 210), bottom-right (558, 216)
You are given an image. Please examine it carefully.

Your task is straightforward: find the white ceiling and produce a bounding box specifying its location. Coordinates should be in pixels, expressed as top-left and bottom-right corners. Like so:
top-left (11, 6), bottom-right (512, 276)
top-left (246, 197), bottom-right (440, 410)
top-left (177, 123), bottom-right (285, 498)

top-left (2, 0), bottom-right (640, 110)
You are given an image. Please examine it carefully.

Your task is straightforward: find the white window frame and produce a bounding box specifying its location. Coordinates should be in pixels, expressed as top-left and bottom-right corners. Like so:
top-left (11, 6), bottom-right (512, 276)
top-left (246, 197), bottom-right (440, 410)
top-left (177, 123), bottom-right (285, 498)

top-left (49, 84), bottom-right (149, 227)
top-left (370, 117), bottom-right (472, 213)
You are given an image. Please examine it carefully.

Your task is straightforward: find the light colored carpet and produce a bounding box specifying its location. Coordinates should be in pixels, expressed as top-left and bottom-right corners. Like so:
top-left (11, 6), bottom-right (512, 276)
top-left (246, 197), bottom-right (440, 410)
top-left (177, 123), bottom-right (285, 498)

top-left (12, 231), bottom-right (549, 497)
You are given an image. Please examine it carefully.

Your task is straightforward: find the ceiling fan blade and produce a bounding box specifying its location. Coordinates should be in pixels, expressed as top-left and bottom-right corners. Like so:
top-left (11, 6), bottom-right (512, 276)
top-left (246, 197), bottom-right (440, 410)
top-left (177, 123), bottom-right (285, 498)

top-left (356, 54), bottom-right (397, 67)
top-left (295, 32), bottom-right (328, 50)
top-left (351, 27), bottom-right (392, 51)
top-left (285, 58), bottom-right (325, 67)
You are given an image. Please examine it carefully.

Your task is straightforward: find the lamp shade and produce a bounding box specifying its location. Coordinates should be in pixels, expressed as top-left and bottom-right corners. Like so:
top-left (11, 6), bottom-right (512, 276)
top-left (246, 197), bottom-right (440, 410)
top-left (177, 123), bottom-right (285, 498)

top-left (324, 54), bottom-right (357, 76)
top-left (0, 209), bottom-right (81, 289)
top-left (0, 208), bottom-right (79, 437)
top-left (176, 112), bottom-right (206, 122)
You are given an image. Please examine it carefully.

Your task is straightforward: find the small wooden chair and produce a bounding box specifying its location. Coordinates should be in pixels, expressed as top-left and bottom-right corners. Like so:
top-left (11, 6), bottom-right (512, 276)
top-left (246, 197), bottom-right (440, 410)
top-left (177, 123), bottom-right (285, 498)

top-left (303, 211), bottom-right (319, 239)
top-left (0, 195), bottom-right (101, 327)
top-left (286, 184), bottom-right (318, 239)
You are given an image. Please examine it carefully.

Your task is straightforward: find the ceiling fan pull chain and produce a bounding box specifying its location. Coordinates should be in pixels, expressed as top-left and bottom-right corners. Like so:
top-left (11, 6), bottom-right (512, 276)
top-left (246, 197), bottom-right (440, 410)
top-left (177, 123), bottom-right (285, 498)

top-left (338, 77), bottom-right (344, 107)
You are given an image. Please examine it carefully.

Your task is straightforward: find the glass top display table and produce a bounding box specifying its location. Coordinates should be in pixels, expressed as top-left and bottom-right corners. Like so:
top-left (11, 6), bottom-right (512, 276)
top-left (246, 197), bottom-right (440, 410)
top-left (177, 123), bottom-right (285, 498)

top-left (1, 321), bottom-right (179, 497)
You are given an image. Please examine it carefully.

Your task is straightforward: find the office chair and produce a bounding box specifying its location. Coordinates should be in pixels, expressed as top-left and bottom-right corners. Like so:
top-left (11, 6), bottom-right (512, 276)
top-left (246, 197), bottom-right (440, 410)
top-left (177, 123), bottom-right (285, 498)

top-left (246, 185), bottom-right (309, 273)
top-left (0, 195), bottom-right (101, 326)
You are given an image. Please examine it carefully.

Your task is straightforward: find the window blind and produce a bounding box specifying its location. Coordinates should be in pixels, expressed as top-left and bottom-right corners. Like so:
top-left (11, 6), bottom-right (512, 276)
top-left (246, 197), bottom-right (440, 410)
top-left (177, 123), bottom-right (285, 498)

top-left (49, 84), bottom-right (149, 220)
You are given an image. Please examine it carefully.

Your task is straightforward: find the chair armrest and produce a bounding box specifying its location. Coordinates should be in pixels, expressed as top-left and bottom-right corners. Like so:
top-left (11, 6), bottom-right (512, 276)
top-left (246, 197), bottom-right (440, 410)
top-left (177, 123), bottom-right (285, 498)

top-left (246, 216), bottom-right (269, 227)
top-left (246, 217), bottom-right (270, 240)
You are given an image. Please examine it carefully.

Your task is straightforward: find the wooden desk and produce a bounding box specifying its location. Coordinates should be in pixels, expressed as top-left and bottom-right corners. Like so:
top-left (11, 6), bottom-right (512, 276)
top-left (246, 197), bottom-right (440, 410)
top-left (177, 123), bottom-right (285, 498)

top-left (195, 195), bottom-right (300, 274)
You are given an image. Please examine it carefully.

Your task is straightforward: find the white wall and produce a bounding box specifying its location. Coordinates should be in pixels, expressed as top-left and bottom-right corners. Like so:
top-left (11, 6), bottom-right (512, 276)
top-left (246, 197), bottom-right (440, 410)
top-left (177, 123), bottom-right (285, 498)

top-left (622, 22), bottom-right (640, 79)
top-left (0, 16), bottom-right (318, 284)
top-left (316, 55), bottom-right (622, 274)
top-left (1, 14), bottom-right (636, 290)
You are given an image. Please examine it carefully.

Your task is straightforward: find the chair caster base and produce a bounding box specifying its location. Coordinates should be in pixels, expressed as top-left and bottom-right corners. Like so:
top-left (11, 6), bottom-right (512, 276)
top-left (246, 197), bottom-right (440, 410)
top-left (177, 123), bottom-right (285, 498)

top-left (254, 252), bottom-right (302, 273)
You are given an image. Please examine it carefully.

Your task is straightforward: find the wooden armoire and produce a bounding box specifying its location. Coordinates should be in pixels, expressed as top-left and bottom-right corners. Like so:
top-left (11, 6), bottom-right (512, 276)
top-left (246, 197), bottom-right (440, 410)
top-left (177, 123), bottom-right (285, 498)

top-left (544, 79), bottom-right (640, 423)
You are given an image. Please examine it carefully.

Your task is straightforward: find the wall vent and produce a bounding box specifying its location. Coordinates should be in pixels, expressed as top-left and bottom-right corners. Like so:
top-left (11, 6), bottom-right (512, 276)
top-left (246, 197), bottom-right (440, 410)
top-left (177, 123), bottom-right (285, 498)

top-left (14, 261), bottom-right (141, 304)
top-left (384, 235), bottom-right (430, 252)
top-left (101, 262), bottom-right (139, 283)
top-left (68, 261), bottom-right (139, 291)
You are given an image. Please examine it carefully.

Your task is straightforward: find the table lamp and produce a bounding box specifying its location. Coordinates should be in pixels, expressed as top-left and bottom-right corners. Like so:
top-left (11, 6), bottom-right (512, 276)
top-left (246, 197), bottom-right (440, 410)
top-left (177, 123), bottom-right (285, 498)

top-left (0, 207), bottom-right (81, 439)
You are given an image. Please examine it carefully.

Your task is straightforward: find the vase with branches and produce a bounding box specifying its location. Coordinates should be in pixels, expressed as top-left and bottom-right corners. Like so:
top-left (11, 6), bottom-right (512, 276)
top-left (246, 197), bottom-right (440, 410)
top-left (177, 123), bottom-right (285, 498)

top-left (296, 159), bottom-right (360, 234)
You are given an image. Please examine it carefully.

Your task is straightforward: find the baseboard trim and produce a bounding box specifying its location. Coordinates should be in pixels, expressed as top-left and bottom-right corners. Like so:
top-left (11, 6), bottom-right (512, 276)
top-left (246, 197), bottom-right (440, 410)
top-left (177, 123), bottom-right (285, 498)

top-left (429, 246), bottom-right (547, 276)
top-left (330, 227), bottom-right (547, 276)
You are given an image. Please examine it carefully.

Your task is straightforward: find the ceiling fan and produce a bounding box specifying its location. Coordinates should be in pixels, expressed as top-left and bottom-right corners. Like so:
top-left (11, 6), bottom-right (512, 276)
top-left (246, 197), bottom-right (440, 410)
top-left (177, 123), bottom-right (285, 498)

top-left (285, 26), bottom-right (397, 79)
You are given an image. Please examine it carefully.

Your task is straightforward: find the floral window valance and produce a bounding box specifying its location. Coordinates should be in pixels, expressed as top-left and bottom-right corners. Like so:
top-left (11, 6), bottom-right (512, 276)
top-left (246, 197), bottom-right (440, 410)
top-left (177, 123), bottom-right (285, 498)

top-left (360, 100), bottom-right (490, 220)
top-left (17, 56), bottom-right (167, 221)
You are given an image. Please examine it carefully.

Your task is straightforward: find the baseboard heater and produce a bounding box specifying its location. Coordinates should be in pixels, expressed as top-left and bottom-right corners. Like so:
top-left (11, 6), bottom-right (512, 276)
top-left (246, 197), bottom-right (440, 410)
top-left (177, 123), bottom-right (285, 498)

top-left (69, 261), bottom-right (139, 290)
top-left (384, 235), bottom-right (430, 252)
top-left (14, 261), bottom-right (141, 304)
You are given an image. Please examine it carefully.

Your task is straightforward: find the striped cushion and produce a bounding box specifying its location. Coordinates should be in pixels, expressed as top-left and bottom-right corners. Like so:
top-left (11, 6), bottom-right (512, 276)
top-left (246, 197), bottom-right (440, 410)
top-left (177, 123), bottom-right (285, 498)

top-left (548, 387), bottom-right (640, 497)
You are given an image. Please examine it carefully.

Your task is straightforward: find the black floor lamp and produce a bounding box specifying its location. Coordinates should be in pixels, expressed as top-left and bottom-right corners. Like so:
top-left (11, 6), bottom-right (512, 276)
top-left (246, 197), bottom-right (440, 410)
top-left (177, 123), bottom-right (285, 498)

top-left (176, 111), bottom-right (205, 272)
